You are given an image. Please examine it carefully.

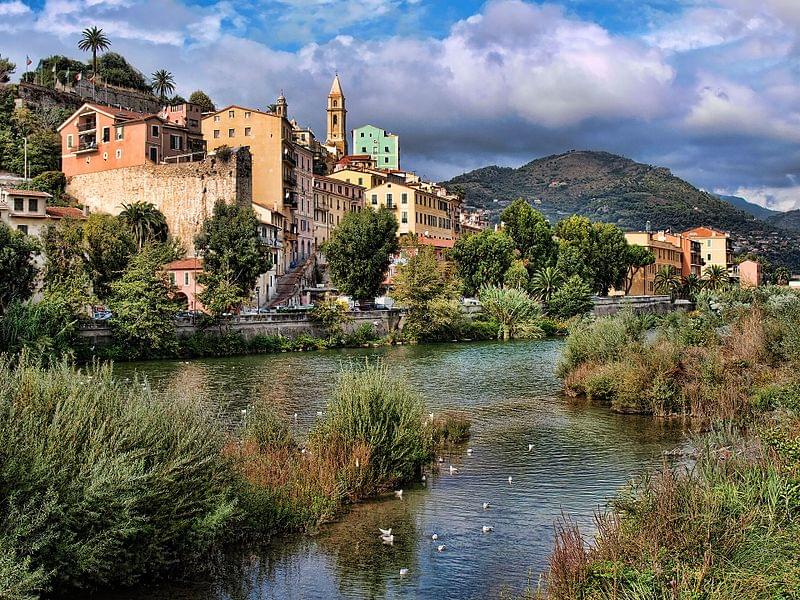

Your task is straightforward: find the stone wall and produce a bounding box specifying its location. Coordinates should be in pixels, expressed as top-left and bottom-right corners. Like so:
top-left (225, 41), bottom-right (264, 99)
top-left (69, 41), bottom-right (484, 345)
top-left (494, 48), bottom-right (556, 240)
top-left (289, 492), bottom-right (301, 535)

top-left (592, 296), bottom-right (691, 316)
top-left (66, 148), bottom-right (252, 254)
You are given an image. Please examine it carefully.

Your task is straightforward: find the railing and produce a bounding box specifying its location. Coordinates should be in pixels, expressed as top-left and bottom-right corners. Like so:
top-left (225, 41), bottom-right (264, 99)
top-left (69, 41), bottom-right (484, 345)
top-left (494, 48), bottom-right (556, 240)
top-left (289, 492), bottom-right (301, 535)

top-left (284, 172), bottom-right (297, 186)
top-left (76, 121), bottom-right (97, 132)
top-left (76, 141), bottom-right (98, 152)
top-left (259, 237), bottom-right (283, 249)
top-left (284, 191), bottom-right (298, 207)
top-left (162, 151), bottom-right (206, 164)
top-left (282, 150), bottom-right (297, 166)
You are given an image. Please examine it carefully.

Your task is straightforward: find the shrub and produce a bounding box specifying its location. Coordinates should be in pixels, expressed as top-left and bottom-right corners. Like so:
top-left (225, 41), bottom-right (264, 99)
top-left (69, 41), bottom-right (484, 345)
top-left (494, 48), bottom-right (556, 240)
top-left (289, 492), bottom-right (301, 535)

top-left (479, 286), bottom-right (543, 340)
top-left (214, 145), bottom-right (232, 161)
top-left (546, 275), bottom-right (593, 320)
top-left (429, 411), bottom-right (471, 447)
top-left (751, 383), bottom-right (800, 412)
top-left (558, 312), bottom-right (644, 377)
top-left (344, 323), bottom-right (378, 346)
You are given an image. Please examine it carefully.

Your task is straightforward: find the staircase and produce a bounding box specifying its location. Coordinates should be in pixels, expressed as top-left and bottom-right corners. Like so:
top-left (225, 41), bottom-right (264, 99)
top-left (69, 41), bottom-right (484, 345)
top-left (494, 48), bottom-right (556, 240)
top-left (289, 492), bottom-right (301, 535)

top-left (267, 256), bottom-right (315, 308)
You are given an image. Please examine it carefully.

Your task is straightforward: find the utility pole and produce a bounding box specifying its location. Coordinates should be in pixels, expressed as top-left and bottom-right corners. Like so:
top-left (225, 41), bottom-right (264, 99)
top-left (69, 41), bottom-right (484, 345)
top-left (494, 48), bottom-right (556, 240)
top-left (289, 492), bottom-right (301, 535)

top-left (23, 136), bottom-right (28, 181)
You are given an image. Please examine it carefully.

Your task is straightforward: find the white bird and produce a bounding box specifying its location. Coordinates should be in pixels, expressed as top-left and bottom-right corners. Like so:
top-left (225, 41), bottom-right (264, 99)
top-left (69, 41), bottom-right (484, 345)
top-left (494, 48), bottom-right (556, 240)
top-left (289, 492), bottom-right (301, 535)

top-left (300, 448), bottom-right (307, 455)
top-left (316, 410), bottom-right (323, 417)
top-left (429, 412), bottom-right (434, 420)
top-left (437, 544), bottom-right (446, 552)
top-left (528, 443), bottom-right (534, 452)
top-left (379, 528), bottom-right (392, 537)
top-left (508, 476), bottom-right (513, 484)
top-left (466, 448), bottom-right (473, 455)
top-left (482, 502), bottom-right (490, 510)
top-left (394, 489), bottom-right (403, 499)
top-left (482, 525), bottom-right (493, 533)
top-left (449, 465), bottom-right (459, 475)
top-left (421, 474), bottom-right (427, 482)
top-left (241, 409), bottom-right (247, 415)
top-left (438, 457), bottom-right (444, 463)
top-left (399, 568), bottom-right (409, 576)
top-left (293, 412), bottom-right (298, 420)
top-left (355, 458), bottom-right (360, 468)
top-left (382, 535), bottom-right (394, 545)
top-left (431, 533), bottom-right (438, 541)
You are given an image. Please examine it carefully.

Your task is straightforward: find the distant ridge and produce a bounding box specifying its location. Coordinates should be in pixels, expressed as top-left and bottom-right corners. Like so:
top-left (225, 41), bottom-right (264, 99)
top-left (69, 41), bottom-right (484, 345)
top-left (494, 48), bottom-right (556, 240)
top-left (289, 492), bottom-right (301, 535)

top-left (716, 194), bottom-right (779, 221)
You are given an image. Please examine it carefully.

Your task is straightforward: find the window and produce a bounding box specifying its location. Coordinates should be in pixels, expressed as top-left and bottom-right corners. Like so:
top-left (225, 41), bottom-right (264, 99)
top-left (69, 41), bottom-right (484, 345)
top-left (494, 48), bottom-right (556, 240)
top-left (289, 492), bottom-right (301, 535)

top-left (13, 198), bottom-right (23, 211)
top-left (184, 272), bottom-right (190, 286)
top-left (213, 129), bottom-right (220, 138)
top-left (151, 125), bottom-right (159, 137)
top-left (244, 111), bottom-right (251, 119)
top-left (371, 194), bottom-right (377, 205)
top-left (360, 132), bottom-right (364, 137)
top-left (228, 128), bottom-right (235, 137)
top-left (707, 240), bottom-right (712, 247)
top-left (169, 273), bottom-right (176, 286)
top-left (402, 211), bottom-right (407, 224)
top-left (333, 100), bottom-right (337, 107)
top-left (384, 157), bottom-right (389, 163)
top-left (401, 193), bottom-right (407, 204)
top-left (17, 225), bottom-right (27, 234)
top-left (170, 135), bottom-right (183, 150)
top-left (67, 134), bottom-right (74, 148)
top-left (189, 119), bottom-right (198, 128)
top-left (28, 198), bottom-right (37, 212)
top-left (116, 149), bottom-right (122, 159)
top-left (228, 110), bottom-right (235, 118)
top-left (115, 126), bottom-right (124, 140)
top-left (213, 115), bottom-right (220, 122)
top-left (386, 193), bottom-right (393, 207)
top-left (358, 177), bottom-right (363, 185)
top-left (707, 253), bottom-right (712, 261)
top-left (332, 115), bottom-right (337, 125)
top-left (361, 146), bottom-right (367, 152)
top-left (384, 146), bottom-right (389, 152)
top-left (244, 127), bottom-right (251, 137)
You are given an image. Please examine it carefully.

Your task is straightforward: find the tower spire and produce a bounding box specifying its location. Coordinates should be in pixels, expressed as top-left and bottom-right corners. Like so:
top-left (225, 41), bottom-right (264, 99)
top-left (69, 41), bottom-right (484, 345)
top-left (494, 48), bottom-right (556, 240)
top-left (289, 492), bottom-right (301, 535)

top-left (326, 73), bottom-right (347, 157)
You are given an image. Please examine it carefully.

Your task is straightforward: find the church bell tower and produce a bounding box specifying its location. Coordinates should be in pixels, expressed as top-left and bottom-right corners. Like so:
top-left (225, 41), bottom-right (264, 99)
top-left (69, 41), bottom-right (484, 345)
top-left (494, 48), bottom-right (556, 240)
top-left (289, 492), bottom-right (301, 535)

top-left (325, 73), bottom-right (347, 157)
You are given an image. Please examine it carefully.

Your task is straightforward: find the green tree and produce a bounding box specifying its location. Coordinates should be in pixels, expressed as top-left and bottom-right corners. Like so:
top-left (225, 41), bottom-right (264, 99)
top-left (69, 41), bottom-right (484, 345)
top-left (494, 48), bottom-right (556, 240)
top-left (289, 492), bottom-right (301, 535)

top-left (504, 259), bottom-right (529, 289)
top-left (42, 218), bottom-right (86, 288)
top-left (151, 70), bottom-right (176, 103)
top-left (680, 273), bottom-right (703, 300)
top-left (27, 171), bottom-right (67, 202)
top-left (478, 286), bottom-right (543, 340)
top-left (450, 229), bottom-right (515, 297)
top-left (108, 244), bottom-right (181, 358)
top-left (77, 26), bottom-right (111, 76)
top-left (703, 264), bottom-right (730, 291)
top-left (0, 222), bottom-right (39, 314)
top-left (500, 198), bottom-right (556, 272)
top-left (0, 54), bottom-right (15, 84)
top-left (188, 90), bottom-right (215, 113)
top-left (624, 245), bottom-right (656, 294)
top-left (654, 265), bottom-right (681, 298)
top-left (774, 266), bottom-right (791, 286)
top-left (546, 275), bottom-right (593, 320)
top-left (119, 201), bottom-right (169, 249)
top-left (194, 201), bottom-right (271, 314)
top-left (83, 213), bottom-right (136, 299)
top-left (310, 296), bottom-right (352, 342)
top-left (530, 266), bottom-right (564, 302)
top-left (324, 208), bottom-right (399, 304)
top-left (392, 242), bottom-right (461, 341)
top-left (95, 52), bottom-right (149, 91)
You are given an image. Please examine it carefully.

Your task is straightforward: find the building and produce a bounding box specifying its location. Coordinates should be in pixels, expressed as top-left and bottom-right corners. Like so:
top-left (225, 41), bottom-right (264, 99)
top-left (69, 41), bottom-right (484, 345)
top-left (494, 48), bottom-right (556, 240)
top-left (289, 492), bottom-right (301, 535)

top-left (352, 124), bottom-right (399, 170)
top-left (166, 258), bottom-right (205, 312)
top-left (661, 232), bottom-right (702, 278)
top-left (460, 209), bottom-right (490, 234)
top-left (0, 188), bottom-right (86, 236)
top-left (312, 175), bottom-right (364, 248)
top-left (683, 226), bottom-right (734, 272)
top-left (324, 75), bottom-right (347, 158)
top-left (58, 102), bottom-right (205, 177)
top-left (737, 259), bottom-right (762, 288)
top-left (294, 143), bottom-right (315, 265)
top-left (624, 231), bottom-right (685, 295)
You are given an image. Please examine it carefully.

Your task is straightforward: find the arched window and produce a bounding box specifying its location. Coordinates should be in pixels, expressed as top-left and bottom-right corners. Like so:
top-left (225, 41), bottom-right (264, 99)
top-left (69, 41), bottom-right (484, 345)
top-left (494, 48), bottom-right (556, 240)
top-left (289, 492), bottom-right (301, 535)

top-left (333, 100), bottom-right (338, 107)
top-left (332, 114), bottom-right (338, 126)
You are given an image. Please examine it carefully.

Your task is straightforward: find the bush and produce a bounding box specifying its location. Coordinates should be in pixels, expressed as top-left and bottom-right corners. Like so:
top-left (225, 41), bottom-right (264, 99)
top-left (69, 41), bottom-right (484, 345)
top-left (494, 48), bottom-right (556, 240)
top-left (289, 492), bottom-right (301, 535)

top-left (429, 411), bottom-right (471, 447)
top-left (344, 323), bottom-right (378, 346)
top-left (558, 312), bottom-right (644, 377)
top-left (546, 275), bottom-right (593, 320)
top-left (751, 383), bottom-right (800, 412)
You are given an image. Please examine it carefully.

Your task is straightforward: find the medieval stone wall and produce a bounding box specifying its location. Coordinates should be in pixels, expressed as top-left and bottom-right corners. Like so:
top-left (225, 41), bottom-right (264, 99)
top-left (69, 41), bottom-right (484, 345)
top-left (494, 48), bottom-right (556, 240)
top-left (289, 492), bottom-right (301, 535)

top-left (66, 148), bottom-right (252, 254)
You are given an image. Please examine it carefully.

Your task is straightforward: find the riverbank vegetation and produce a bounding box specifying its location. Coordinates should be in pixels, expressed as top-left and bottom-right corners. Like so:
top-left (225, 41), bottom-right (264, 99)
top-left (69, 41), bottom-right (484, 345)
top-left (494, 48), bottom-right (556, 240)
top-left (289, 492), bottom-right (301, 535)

top-left (545, 285), bottom-right (800, 599)
top-left (0, 358), bottom-right (468, 599)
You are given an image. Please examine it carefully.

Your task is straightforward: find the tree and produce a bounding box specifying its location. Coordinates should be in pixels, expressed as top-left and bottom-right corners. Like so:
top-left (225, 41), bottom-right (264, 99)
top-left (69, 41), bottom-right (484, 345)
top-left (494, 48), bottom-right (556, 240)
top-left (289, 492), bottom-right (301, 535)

top-left (189, 90), bottom-right (215, 113)
top-left (0, 54), bottom-right (15, 84)
top-left (77, 26), bottom-right (111, 76)
top-left (310, 296), bottom-right (352, 342)
top-left (624, 245), bottom-right (656, 294)
top-left (774, 266), bottom-right (791, 286)
top-left (0, 222), bottom-right (39, 314)
top-left (478, 286), bottom-right (543, 340)
top-left (95, 52), bottom-right (149, 91)
top-left (28, 171), bottom-right (67, 201)
top-left (703, 264), bottom-right (730, 290)
top-left (392, 242), bottom-right (461, 340)
top-left (42, 218), bottom-right (86, 288)
top-left (119, 201), bottom-right (169, 249)
top-left (151, 70), bottom-right (176, 103)
top-left (324, 208), bottom-right (399, 304)
top-left (194, 201), bottom-right (271, 314)
top-left (108, 244), bottom-right (181, 358)
top-left (83, 213), bottom-right (136, 300)
top-left (450, 229), bottom-right (515, 297)
top-left (504, 259), bottom-right (529, 289)
top-left (654, 265), bottom-right (681, 298)
top-left (546, 275), bottom-right (593, 320)
top-left (530, 266), bottom-right (564, 302)
top-left (680, 274), bottom-right (703, 300)
top-left (500, 198), bottom-right (556, 273)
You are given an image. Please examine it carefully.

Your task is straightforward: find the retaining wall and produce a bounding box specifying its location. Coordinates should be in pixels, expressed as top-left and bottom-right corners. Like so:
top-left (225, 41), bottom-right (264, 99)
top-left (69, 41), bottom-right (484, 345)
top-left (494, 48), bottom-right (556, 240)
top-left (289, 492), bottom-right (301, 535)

top-left (592, 296), bottom-right (690, 317)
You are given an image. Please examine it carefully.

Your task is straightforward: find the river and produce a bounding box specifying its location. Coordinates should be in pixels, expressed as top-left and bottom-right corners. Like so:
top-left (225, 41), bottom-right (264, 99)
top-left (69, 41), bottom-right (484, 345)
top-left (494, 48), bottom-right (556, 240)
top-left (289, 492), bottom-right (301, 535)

top-left (106, 339), bottom-right (683, 600)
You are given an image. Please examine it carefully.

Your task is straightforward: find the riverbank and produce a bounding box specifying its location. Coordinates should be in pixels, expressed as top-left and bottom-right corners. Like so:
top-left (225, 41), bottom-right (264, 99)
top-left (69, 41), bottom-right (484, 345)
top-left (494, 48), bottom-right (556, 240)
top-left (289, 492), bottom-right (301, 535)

top-left (0, 358), bottom-right (467, 599)
top-left (547, 286), bottom-right (800, 599)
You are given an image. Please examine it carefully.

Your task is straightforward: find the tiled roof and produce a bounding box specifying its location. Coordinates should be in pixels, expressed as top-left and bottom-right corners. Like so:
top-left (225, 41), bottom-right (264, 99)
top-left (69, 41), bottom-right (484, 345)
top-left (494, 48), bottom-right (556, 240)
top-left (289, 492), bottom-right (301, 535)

top-left (166, 258), bottom-right (203, 270)
top-left (418, 236), bottom-right (455, 249)
top-left (4, 188), bottom-right (52, 198)
top-left (46, 206), bottom-right (86, 219)
top-left (683, 226), bottom-right (729, 237)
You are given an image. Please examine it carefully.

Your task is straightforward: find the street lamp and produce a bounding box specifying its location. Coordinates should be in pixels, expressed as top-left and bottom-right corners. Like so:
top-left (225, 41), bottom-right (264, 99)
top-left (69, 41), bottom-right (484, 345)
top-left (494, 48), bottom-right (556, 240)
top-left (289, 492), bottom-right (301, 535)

top-left (255, 286), bottom-right (260, 312)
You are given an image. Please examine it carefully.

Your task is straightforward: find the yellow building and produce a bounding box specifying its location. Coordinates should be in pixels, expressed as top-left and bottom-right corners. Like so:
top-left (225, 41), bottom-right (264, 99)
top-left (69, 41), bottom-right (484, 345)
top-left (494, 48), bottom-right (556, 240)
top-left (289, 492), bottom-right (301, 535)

top-left (624, 231), bottom-right (684, 295)
top-left (0, 189), bottom-right (86, 236)
top-left (327, 166), bottom-right (395, 189)
top-left (312, 175), bottom-right (364, 248)
top-left (682, 226), bottom-right (734, 271)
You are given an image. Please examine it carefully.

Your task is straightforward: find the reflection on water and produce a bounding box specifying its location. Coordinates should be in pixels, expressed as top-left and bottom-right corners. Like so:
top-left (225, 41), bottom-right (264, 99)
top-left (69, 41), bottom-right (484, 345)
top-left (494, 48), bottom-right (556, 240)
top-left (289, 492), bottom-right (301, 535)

top-left (106, 340), bottom-right (683, 600)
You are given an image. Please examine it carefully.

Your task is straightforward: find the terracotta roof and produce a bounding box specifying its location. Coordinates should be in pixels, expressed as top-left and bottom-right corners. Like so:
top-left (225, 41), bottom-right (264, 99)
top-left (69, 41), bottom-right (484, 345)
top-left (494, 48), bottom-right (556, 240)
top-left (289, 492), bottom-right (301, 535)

top-left (46, 206), bottom-right (86, 219)
top-left (418, 236), bottom-right (455, 249)
top-left (166, 258), bottom-right (203, 271)
top-left (682, 226), bottom-right (729, 237)
top-left (4, 188), bottom-right (52, 198)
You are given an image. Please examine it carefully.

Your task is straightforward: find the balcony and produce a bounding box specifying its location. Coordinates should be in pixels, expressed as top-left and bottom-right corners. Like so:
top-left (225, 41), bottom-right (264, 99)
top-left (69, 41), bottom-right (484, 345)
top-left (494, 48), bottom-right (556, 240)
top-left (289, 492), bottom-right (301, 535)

top-left (385, 202), bottom-right (398, 210)
top-left (283, 171), bottom-right (297, 187)
top-left (284, 191), bottom-right (298, 208)
top-left (76, 140), bottom-right (98, 153)
top-left (259, 236), bottom-right (283, 249)
top-left (76, 120), bottom-right (97, 133)
top-left (282, 150), bottom-right (297, 167)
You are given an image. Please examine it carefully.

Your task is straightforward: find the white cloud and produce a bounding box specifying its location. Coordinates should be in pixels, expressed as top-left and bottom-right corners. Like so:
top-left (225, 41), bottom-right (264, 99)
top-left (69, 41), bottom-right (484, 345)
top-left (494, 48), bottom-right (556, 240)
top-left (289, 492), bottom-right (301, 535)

top-left (728, 184), bottom-right (800, 212)
top-left (0, 0), bottom-right (30, 15)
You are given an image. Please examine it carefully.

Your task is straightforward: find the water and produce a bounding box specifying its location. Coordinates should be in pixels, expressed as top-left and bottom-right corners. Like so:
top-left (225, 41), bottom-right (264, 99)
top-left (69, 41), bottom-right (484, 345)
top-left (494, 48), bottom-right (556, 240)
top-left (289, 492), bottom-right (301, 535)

top-left (107, 340), bottom-right (684, 600)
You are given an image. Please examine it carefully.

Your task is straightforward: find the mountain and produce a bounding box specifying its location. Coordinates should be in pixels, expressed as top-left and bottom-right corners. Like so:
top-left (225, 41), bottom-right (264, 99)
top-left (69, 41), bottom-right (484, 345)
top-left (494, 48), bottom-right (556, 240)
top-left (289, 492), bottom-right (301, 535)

top-left (767, 209), bottom-right (800, 233)
top-left (716, 194), bottom-right (779, 221)
top-left (442, 150), bottom-right (800, 269)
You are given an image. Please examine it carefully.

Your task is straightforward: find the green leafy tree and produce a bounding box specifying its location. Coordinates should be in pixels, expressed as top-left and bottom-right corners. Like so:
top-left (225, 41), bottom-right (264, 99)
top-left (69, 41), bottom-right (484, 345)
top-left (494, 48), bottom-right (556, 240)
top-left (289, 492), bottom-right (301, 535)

top-left (478, 286), bottom-right (543, 340)
top-left (680, 274), bottom-right (703, 301)
top-left (194, 201), bottom-right (271, 314)
top-left (774, 266), bottom-right (791, 286)
top-left (392, 242), bottom-right (461, 341)
top-left (77, 26), bottom-right (111, 76)
top-left (108, 244), bottom-right (181, 358)
top-left (151, 70), bottom-right (176, 102)
top-left (504, 259), bottom-right (530, 289)
top-left (310, 296), bottom-right (352, 341)
top-left (95, 52), bottom-right (149, 91)
top-left (324, 208), bottom-right (399, 304)
top-left (83, 213), bottom-right (136, 299)
top-left (42, 218), bottom-right (86, 288)
top-left (654, 265), bottom-right (682, 298)
top-left (119, 201), bottom-right (169, 249)
top-left (188, 90), bottom-right (215, 113)
top-left (0, 222), bottom-right (39, 314)
top-left (28, 171), bottom-right (66, 201)
top-left (450, 229), bottom-right (515, 297)
top-left (530, 266), bottom-right (564, 302)
top-left (546, 275), bottom-right (593, 320)
top-left (703, 264), bottom-right (730, 291)
top-left (500, 198), bottom-right (556, 272)
top-left (0, 54), bottom-right (15, 83)
top-left (624, 245), bottom-right (656, 294)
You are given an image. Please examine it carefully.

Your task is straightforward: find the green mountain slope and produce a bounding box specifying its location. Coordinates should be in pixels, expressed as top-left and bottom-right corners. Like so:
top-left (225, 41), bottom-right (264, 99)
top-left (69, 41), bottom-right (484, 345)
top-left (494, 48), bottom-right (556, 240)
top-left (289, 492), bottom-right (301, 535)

top-left (717, 194), bottom-right (779, 221)
top-left (443, 150), bottom-right (800, 269)
top-left (767, 209), bottom-right (800, 233)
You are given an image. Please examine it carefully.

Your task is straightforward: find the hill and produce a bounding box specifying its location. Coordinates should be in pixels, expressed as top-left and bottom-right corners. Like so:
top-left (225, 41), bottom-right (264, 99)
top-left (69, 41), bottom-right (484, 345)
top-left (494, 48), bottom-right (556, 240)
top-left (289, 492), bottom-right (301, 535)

top-left (767, 209), bottom-right (800, 233)
top-left (717, 194), bottom-right (779, 221)
top-left (443, 150), bottom-right (800, 269)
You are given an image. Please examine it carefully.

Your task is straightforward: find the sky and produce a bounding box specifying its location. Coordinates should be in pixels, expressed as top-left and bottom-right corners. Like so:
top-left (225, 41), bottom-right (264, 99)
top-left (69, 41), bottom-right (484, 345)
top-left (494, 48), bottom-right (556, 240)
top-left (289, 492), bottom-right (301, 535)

top-left (2, 0), bottom-right (800, 210)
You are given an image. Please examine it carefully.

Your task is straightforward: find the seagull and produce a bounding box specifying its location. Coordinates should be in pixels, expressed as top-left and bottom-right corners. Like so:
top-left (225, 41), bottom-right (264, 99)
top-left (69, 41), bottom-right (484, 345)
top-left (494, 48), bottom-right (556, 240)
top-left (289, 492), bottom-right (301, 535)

top-left (382, 535), bottom-right (394, 545)
top-left (300, 448), bottom-right (307, 455)
top-left (482, 525), bottom-right (493, 533)
top-left (438, 457), bottom-right (444, 463)
top-left (241, 409), bottom-right (247, 416)
top-left (399, 568), bottom-right (409, 576)
top-left (466, 448), bottom-right (473, 455)
top-left (421, 474), bottom-right (427, 482)
top-left (449, 465), bottom-right (459, 475)
top-left (437, 544), bottom-right (446, 552)
top-left (293, 412), bottom-right (298, 420)
top-left (508, 476), bottom-right (513, 484)
top-left (379, 528), bottom-right (392, 537)
top-left (528, 444), bottom-right (534, 452)
top-left (431, 533), bottom-right (438, 541)
top-left (482, 502), bottom-right (490, 510)
top-left (355, 458), bottom-right (360, 468)
top-left (394, 489), bottom-right (403, 499)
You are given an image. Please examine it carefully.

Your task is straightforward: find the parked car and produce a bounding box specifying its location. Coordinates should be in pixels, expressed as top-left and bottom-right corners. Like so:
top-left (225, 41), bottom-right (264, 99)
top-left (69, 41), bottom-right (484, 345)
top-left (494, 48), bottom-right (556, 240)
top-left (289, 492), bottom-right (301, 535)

top-left (92, 310), bottom-right (113, 322)
top-left (174, 310), bottom-right (203, 320)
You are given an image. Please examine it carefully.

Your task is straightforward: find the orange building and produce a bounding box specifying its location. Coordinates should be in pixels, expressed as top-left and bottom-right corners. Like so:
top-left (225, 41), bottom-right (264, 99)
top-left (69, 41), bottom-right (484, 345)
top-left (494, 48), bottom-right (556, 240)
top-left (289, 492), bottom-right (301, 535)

top-left (58, 102), bottom-right (205, 177)
top-left (682, 226), bottom-right (734, 271)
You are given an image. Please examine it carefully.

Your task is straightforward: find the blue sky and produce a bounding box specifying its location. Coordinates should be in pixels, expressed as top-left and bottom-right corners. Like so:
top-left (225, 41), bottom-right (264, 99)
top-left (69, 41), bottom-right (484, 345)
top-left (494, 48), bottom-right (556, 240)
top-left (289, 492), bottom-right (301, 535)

top-left (2, 0), bottom-right (800, 210)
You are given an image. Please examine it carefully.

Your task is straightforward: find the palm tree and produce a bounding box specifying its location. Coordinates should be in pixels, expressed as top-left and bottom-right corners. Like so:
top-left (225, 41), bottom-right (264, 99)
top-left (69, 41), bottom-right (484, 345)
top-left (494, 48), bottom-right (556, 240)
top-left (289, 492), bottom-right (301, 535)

top-left (653, 265), bottom-right (681, 298)
top-left (530, 266), bottom-right (564, 302)
top-left (680, 274), bottom-right (703, 301)
top-left (120, 202), bottom-right (168, 249)
top-left (77, 26), bottom-right (111, 77)
top-left (479, 286), bottom-right (542, 340)
top-left (703, 264), bottom-right (730, 291)
top-left (151, 70), bottom-right (176, 103)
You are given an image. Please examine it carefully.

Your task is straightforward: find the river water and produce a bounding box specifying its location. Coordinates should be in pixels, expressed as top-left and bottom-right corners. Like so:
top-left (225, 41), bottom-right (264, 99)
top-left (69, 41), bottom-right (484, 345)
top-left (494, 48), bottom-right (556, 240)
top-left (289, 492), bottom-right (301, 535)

top-left (108, 339), bottom-right (683, 600)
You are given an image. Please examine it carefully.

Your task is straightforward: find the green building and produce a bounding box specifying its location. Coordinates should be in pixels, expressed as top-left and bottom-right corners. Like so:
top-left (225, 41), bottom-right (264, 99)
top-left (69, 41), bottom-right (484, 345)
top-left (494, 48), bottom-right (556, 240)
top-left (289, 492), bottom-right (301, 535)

top-left (352, 124), bottom-right (399, 170)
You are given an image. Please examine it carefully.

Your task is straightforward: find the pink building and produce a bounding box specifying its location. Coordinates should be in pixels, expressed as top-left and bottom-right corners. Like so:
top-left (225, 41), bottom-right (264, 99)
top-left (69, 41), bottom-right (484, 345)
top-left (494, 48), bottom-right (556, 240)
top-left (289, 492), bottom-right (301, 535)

top-left (738, 259), bottom-right (762, 288)
top-left (166, 258), bottom-right (205, 312)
